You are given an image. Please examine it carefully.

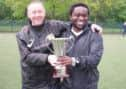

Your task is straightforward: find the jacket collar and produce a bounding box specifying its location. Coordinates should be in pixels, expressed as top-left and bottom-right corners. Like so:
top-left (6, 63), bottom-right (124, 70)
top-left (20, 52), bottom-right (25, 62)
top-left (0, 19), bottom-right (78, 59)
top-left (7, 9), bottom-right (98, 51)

top-left (67, 22), bottom-right (90, 35)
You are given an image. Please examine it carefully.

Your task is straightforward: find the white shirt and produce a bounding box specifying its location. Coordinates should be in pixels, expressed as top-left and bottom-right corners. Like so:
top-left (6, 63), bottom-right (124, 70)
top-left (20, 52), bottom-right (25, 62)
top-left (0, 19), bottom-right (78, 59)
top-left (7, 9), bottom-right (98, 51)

top-left (71, 27), bottom-right (84, 37)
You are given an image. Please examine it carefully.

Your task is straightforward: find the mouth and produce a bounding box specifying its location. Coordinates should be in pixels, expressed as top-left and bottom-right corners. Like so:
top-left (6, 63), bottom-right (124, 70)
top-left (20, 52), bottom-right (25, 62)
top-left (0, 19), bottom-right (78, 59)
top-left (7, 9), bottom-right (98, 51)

top-left (76, 21), bottom-right (85, 28)
top-left (77, 21), bottom-right (84, 26)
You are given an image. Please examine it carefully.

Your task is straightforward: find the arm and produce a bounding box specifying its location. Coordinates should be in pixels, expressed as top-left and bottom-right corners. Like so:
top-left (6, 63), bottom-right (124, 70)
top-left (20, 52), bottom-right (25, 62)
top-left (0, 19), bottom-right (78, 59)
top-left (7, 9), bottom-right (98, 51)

top-left (74, 33), bottom-right (103, 69)
top-left (49, 20), bottom-right (67, 37)
top-left (16, 32), bottom-right (49, 66)
top-left (58, 33), bottom-right (103, 69)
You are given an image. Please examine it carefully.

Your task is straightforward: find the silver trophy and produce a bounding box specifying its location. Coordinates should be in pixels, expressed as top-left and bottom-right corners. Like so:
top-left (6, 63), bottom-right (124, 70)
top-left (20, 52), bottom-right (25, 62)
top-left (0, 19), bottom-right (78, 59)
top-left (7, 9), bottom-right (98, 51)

top-left (46, 34), bottom-right (69, 81)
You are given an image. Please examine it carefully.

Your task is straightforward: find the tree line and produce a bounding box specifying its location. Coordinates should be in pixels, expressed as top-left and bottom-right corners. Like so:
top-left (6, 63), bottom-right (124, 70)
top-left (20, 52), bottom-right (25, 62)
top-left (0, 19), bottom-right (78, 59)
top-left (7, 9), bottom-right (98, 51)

top-left (0, 0), bottom-right (126, 23)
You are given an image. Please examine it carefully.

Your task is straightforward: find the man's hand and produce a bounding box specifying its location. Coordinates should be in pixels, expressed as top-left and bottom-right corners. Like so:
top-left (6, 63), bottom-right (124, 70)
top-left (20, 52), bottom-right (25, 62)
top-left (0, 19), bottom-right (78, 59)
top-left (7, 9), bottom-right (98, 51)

top-left (91, 24), bottom-right (103, 34)
top-left (48, 55), bottom-right (75, 66)
top-left (57, 56), bottom-right (72, 66)
top-left (48, 55), bottom-right (58, 66)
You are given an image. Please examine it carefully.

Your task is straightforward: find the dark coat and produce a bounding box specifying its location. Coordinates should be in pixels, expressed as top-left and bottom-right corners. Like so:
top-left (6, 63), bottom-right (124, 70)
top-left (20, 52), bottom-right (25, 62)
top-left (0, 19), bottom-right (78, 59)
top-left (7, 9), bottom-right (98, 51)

top-left (63, 23), bottom-right (104, 89)
top-left (16, 20), bottom-right (66, 89)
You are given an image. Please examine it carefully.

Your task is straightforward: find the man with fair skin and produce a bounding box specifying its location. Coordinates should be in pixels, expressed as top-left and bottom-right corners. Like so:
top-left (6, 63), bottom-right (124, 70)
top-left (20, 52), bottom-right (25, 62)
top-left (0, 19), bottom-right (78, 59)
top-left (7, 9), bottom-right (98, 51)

top-left (16, 1), bottom-right (103, 89)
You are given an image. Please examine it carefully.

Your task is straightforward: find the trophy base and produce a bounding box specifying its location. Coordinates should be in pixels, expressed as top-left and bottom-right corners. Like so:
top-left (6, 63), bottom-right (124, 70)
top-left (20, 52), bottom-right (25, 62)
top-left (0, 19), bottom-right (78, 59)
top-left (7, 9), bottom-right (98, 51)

top-left (53, 65), bottom-right (69, 79)
top-left (53, 73), bottom-right (69, 78)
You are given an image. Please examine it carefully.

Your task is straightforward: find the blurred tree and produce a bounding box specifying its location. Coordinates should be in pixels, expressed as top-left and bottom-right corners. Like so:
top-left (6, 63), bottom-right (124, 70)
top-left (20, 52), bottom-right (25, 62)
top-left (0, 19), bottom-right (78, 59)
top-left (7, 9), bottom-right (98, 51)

top-left (5, 0), bottom-right (30, 19)
top-left (0, 0), bottom-right (12, 19)
top-left (0, 0), bottom-right (126, 22)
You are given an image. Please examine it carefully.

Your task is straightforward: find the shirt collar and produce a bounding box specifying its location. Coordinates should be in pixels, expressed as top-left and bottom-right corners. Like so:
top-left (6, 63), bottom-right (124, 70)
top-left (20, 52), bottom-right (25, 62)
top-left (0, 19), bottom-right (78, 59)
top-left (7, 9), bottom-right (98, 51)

top-left (71, 27), bottom-right (84, 37)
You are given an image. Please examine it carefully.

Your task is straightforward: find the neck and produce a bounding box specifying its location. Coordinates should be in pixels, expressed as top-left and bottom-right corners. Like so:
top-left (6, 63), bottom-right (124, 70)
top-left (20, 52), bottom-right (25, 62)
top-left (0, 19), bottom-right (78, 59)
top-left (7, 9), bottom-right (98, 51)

top-left (29, 21), bottom-right (45, 31)
top-left (30, 23), bottom-right (44, 31)
top-left (72, 27), bottom-right (82, 33)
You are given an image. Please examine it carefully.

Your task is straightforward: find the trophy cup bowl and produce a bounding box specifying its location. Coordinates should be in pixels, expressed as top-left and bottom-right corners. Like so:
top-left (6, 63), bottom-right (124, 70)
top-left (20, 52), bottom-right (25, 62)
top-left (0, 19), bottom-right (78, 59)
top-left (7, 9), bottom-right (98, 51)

top-left (51, 38), bottom-right (69, 80)
top-left (47, 34), bottom-right (69, 81)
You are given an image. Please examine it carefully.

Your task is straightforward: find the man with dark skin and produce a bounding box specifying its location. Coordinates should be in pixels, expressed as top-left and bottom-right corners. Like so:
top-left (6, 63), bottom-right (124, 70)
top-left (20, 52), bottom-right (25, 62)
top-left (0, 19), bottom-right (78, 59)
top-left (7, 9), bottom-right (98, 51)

top-left (55, 3), bottom-right (104, 89)
top-left (16, 1), bottom-right (103, 89)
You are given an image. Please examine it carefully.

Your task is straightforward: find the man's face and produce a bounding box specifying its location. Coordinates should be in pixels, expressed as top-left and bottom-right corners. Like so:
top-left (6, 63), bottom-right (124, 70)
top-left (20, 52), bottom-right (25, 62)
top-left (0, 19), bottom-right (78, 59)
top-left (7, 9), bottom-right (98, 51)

top-left (70, 6), bottom-right (89, 30)
top-left (27, 3), bottom-right (46, 26)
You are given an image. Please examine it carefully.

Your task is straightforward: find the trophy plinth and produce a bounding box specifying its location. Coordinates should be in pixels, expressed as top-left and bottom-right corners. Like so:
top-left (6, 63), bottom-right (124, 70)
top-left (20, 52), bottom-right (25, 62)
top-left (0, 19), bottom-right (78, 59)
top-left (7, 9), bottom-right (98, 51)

top-left (53, 65), bottom-right (69, 79)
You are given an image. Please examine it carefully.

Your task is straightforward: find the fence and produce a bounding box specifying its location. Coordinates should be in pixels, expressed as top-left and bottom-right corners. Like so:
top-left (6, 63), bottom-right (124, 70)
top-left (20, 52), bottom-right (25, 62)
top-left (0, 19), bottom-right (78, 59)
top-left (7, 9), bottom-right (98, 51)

top-left (0, 20), bottom-right (123, 33)
top-left (95, 21), bottom-right (123, 33)
top-left (0, 20), bottom-right (27, 32)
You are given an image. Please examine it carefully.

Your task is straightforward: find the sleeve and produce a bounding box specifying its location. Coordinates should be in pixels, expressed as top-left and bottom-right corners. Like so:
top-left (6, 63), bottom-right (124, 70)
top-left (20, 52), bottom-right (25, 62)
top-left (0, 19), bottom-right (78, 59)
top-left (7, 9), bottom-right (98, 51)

top-left (16, 32), bottom-right (49, 66)
top-left (87, 21), bottom-right (92, 27)
top-left (75, 33), bottom-right (103, 69)
top-left (49, 20), bottom-right (67, 37)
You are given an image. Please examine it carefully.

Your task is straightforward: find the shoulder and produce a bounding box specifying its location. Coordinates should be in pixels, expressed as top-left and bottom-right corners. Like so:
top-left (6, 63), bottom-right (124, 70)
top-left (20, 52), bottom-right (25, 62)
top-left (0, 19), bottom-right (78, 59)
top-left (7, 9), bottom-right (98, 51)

top-left (16, 25), bottom-right (30, 40)
top-left (90, 31), bottom-right (103, 42)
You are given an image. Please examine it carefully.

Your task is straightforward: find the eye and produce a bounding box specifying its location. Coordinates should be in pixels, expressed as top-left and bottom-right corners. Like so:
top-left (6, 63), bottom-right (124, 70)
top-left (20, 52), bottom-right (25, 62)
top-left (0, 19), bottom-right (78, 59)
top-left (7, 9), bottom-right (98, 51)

top-left (32, 11), bottom-right (37, 14)
top-left (38, 10), bottom-right (42, 13)
top-left (82, 14), bottom-right (88, 17)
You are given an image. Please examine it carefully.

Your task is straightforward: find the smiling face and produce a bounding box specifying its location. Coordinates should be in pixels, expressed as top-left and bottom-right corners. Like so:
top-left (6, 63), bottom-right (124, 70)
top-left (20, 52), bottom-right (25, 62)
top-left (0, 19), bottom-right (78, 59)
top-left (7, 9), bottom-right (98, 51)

top-left (70, 6), bottom-right (89, 31)
top-left (27, 2), bottom-right (46, 26)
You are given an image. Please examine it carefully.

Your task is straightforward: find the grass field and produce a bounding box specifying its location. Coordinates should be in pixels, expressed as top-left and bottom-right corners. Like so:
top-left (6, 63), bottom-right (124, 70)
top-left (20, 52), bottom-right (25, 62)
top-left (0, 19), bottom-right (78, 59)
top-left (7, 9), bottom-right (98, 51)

top-left (0, 33), bottom-right (126, 89)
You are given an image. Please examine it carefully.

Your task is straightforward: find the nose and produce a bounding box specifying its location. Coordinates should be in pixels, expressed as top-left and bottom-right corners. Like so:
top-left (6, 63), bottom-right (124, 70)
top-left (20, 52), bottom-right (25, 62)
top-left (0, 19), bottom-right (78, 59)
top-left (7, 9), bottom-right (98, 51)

top-left (78, 16), bottom-right (85, 20)
top-left (35, 12), bottom-right (40, 17)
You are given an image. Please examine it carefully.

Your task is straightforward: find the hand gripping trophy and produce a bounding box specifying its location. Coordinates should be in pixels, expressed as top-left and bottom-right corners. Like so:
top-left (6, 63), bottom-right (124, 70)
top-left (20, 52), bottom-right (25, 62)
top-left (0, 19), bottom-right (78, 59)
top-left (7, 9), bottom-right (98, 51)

top-left (46, 34), bottom-right (69, 82)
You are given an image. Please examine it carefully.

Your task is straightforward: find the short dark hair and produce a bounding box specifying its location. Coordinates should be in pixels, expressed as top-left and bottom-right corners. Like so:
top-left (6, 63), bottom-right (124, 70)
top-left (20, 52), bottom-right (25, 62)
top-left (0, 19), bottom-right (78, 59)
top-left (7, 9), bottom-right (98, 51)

top-left (69, 3), bottom-right (90, 16)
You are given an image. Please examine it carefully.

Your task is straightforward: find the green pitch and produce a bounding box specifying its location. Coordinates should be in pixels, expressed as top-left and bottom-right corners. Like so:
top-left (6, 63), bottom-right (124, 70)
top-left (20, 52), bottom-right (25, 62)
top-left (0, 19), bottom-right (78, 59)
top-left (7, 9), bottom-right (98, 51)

top-left (0, 33), bottom-right (126, 89)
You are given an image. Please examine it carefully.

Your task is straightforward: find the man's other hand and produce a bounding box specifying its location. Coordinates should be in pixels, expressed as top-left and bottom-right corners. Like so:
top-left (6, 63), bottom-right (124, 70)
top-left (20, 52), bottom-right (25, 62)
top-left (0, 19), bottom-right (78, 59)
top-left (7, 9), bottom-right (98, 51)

top-left (91, 24), bottom-right (103, 34)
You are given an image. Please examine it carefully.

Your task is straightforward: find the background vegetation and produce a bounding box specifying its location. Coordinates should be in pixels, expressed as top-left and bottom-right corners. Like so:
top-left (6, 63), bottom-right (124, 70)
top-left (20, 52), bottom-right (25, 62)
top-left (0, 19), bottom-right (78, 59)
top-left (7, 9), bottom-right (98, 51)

top-left (0, 0), bottom-right (126, 22)
top-left (0, 0), bottom-right (125, 33)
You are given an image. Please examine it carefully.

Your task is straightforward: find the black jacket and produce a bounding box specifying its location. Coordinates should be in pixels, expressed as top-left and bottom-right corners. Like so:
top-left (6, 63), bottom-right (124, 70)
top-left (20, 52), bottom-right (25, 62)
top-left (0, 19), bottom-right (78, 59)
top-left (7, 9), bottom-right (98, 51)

top-left (63, 23), bottom-right (104, 89)
top-left (16, 20), bottom-right (66, 89)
